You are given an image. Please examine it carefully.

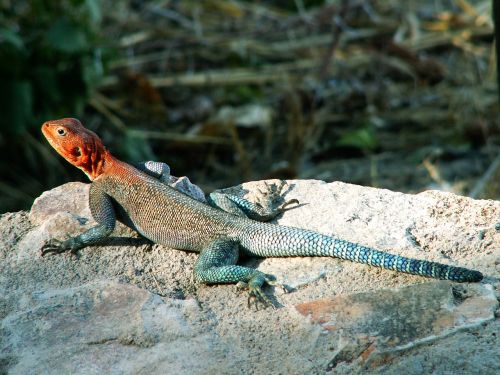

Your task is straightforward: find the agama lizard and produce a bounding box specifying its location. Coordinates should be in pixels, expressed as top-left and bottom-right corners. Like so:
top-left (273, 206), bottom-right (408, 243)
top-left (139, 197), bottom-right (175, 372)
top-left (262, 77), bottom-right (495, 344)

top-left (41, 118), bottom-right (483, 306)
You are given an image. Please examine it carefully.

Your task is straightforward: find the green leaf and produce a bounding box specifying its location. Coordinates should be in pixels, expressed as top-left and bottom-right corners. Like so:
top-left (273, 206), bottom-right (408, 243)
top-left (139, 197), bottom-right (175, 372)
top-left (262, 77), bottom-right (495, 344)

top-left (0, 28), bottom-right (24, 50)
top-left (337, 127), bottom-right (378, 152)
top-left (85, 0), bottom-right (102, 24)
top-left (45, 18), bottom-right (88, 53)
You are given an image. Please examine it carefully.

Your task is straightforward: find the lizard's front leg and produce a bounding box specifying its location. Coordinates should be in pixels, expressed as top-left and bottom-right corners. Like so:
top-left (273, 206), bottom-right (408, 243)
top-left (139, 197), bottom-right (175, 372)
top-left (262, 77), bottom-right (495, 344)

top-left (41, 184), bottom-right (116, 256)
top-left (194, 238), bottom-right (278, 308)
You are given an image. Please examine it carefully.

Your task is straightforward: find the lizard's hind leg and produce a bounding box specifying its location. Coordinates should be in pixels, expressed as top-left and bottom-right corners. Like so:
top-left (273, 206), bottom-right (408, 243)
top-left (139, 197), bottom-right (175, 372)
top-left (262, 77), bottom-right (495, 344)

top-left (207, 180), bottom-right (298, 222)
top-left (194, 238), bottom-right (277, 308)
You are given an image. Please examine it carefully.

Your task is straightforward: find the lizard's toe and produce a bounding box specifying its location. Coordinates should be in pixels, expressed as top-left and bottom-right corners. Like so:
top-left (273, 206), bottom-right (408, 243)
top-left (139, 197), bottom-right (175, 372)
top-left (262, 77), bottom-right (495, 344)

top-left (235, 281), bottom-right (248, 291)
top-left (247, 285), bottom-right (275, 310)
top-left (41, 239), bottom-right (64, 256)
top-left (41, 239), bottom-right (75, 257)
top-left (245, 273), bottom-right (278, 309)
top-left (278, 198), bottom-right (299, 213)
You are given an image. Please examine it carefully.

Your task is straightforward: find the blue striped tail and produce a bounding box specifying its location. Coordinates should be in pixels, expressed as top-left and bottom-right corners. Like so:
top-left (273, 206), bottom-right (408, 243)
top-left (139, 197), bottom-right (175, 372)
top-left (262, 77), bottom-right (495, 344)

top-left (241, 224), bottom-right (483, 283)
top-left (324, 238), bottom-right (482, 282)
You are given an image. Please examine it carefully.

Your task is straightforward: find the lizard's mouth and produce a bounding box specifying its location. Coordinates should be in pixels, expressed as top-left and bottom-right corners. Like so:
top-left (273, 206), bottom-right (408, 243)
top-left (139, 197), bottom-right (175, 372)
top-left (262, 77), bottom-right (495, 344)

top-left (41, 122), bottom-right (50, 138)
top-left (41, 124), bottom-right (58, 150)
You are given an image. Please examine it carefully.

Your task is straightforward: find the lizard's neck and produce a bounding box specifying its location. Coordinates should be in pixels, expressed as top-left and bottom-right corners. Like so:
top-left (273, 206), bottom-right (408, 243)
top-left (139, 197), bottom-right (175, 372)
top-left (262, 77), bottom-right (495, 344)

top-left (79, 144), bottom-right (114, 181)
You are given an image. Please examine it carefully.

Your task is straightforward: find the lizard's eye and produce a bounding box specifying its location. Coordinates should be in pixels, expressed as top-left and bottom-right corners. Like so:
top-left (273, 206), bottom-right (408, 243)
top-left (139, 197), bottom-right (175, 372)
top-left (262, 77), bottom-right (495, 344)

top-left (57, 128), bottom-right (66, 136)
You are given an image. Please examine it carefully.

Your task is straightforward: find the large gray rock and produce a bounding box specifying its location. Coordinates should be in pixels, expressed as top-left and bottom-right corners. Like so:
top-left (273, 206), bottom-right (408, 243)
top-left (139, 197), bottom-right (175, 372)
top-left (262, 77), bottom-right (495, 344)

top-left (2, 281), bottom-right (222, 375)
top-left (294, 281), bottom-right (496, 372)
top-left (0, 180), bottom-right (498, 374)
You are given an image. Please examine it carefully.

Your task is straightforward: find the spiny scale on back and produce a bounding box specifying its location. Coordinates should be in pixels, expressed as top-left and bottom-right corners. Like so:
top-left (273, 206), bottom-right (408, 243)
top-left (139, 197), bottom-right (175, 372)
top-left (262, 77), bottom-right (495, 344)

top-left (40, 118), bottom-right (483, 307)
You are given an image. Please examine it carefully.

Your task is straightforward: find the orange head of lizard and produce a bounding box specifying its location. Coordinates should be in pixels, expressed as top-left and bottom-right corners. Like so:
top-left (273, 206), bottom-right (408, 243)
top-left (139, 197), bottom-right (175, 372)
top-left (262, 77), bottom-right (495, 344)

top-left (42, 118), bottom-right (108, 180)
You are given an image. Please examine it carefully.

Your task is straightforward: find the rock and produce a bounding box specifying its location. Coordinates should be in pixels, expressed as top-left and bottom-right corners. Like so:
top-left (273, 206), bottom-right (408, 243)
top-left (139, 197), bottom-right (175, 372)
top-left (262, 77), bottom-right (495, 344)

top-left (0, 179), bottom-right (498, 374)
top-left (295, 281), bottom-right (497, 371)
top-left (19, 182), bottom-right (145, 263)
top-left (29, 182), bottom-right (92, 226)
top-left (1, 281), bottom-right (224, 375)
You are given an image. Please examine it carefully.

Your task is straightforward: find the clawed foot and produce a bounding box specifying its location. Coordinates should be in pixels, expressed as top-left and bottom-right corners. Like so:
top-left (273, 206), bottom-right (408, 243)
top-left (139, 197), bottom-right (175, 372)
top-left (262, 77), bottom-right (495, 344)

top-left (41, 239), bottom-right (78, 257)
top-left (236, 274), bottom-right (291, 310)
top-left (256, 180), bottom-right (299, 217)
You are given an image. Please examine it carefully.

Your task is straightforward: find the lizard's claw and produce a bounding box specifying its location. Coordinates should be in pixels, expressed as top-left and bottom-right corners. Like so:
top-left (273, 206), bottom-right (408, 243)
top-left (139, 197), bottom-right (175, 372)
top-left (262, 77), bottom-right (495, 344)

top-left (237, 274), bottom-right (280, 310)
top-left (41, 239), bottom-right (78, 257)
top-left (247, 284), bottom-right (275, 310)
top-left (278, 198), bottom-right (299, 213)
top-left (276, 180), bottom-right (299, 210)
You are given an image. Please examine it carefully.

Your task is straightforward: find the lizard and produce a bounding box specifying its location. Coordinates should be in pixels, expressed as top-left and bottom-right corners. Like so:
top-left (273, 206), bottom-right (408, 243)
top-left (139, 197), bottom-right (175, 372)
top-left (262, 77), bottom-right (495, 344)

top-left (40, 118), bottom-right (484, 307)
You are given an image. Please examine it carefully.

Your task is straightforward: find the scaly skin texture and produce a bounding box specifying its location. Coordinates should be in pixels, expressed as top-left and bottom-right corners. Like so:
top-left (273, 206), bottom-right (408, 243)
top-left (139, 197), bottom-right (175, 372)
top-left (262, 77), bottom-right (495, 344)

top-left (41, 118), bottom-right (483, 307)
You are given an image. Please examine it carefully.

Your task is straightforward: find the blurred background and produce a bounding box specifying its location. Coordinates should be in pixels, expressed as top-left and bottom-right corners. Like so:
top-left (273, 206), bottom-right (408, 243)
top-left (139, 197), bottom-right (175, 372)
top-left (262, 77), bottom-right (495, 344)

top-left (0, 0), bottom-right (499, 214)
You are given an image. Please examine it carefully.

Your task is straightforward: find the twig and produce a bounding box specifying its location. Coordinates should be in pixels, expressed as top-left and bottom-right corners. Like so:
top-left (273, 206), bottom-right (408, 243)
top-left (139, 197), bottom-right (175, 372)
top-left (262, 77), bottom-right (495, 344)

top-left (119, 31), bottom-right (152, 48)
top-left (228, 122), bottom-right (252, 181)
top-left (319, 0), bottom-right (350, 78)
top-left (127, 129), bottom-right (232, 145)
top-left (407, 26), bottom-right (492, 51)
top-left (147, 4), bottom-right (195, 30)
top-left (88, 96), bottom-right (127, 131)
top-left (101, 58), bottom-right (324, 88)
top-left (151, 270), bottom-right (167, 297)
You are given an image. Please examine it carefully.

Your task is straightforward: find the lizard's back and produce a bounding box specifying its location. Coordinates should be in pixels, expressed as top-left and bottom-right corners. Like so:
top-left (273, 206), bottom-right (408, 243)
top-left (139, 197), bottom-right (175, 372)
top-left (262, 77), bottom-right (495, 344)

top-left (94, 159), bottom-right (240, 251)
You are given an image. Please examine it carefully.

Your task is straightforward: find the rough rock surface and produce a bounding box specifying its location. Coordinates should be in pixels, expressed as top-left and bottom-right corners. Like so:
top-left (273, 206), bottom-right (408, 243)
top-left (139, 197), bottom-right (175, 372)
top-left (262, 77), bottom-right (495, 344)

top-left (0, 180), bottom-right (498, 375)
